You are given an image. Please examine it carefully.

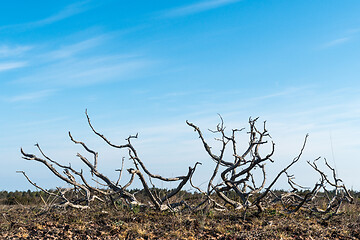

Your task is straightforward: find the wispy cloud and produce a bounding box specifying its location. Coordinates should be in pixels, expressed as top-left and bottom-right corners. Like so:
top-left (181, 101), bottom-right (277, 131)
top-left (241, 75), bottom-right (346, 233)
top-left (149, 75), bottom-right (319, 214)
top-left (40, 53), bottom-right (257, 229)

top-left (3, 31), bottom-right (152, 88)
top-left (30, 1), bottom-right (89, 27)
top-left (46, 36), bottom-right (105, 59)
top-left (346, 28), bottom-right (360, 34)
top-left (248, 86), bottom-right (312, 102)
top-left (0, 62), bottom-right (27, 72)
top-left (0, 1), bottom-right (91, 31)
top-left (15, 116), bottom-right (69, 128)
top-left (6, 89), bottom-right (56, 102)
top-left (13, 55), bottom-right (152, 87)
top-left (148, 89), bottom-right (211, 100)
top-left (162, 0), bottom-right (242, 18)
top-left (322, 37), bottom-right (350, 48)
top-left (0, 45), bottom-right (32, 57)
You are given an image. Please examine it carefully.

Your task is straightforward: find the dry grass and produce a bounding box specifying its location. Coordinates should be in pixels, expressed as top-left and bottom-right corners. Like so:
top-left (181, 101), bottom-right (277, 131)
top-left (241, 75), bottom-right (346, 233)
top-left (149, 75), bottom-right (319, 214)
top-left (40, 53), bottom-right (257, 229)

top-left (1, 200), bottom-right (360, 239)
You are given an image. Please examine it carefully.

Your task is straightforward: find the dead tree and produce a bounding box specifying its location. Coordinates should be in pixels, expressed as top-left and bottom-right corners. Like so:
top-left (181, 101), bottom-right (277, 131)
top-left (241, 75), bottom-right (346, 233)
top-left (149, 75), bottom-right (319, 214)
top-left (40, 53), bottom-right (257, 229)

top-left (187, 116), bottom-right (353, 217)
top-left (269, 157), bottom-right (354, 219)
top-left (19, 110), bottom-right (199, 211)
top-left (19, 112), bottom-right (353, 216)
top-left (187, 117), bottom-right (275, 212)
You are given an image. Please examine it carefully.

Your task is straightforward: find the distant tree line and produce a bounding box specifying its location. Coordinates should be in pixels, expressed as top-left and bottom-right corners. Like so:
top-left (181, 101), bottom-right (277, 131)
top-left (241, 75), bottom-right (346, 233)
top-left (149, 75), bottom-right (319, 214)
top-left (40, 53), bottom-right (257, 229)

top-left (1, 189), bottom-right (359, 207)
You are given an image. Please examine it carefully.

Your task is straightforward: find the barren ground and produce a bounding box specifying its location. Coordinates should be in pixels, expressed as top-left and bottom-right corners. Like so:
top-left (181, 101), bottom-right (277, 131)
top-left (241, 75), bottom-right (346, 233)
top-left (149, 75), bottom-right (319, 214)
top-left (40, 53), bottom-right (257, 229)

top-left (1, 201), bottom-right (360, 239)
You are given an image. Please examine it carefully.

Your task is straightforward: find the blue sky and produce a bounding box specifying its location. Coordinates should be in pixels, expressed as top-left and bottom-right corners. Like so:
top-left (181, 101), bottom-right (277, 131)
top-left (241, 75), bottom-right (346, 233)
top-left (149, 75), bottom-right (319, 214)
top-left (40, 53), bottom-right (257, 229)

top-left (1, 0), bottom-right (360, 191)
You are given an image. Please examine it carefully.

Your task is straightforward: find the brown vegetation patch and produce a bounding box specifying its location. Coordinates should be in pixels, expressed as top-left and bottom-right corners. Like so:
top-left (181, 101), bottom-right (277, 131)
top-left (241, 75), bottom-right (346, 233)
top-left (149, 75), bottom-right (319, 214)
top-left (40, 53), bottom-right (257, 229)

top-left (1, 201), bottom-right (360, 239)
